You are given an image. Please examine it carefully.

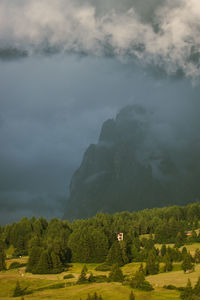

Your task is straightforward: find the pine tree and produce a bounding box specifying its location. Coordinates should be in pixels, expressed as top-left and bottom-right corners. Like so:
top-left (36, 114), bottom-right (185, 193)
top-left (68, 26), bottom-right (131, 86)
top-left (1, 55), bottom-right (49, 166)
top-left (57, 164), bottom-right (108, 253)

top-left (161, 244), bottom-right (167, 257)
top-left (87, 293), bottom-right (103, 300)
top-left (164, 253), bottom-right (173, 272)
top-left (88, 272), bottom-right (95, 283)
top-left (131, 265), bottom-right (153, 291)
top-left (181, 253), bottom-right (194, 273)
top-left (106, 241), bottom-right (124, 266)
top-left (129, 291), bottom-right (135, 300)
top-left (193, 276), bottom-right (200, 297)
top-left (108, 264), bottom-right (124, 282)
top-left (131, 268), bottom-right (145, 288)
top-left (145, 250), bottom-right (159, 275)
top-left (0, 241), bottom-right (6, 271)
top-left (194, 248), bottom-right (200, 264)
top-left (34, 250), bottom-right (52, 274)
top-left (77, 265), bottom-right (88, 284)
top-left (182, 247), bottom-right (188, 258)
top-left (180, 279), bottom-right (193, 300)
top-left (191, 230), bottom-right (198, 243)
top-left (51, 251), bottom-right (63, 273)
top-left (131, 244), bottom-right (139, 261)
top-left (175, 232), bottom-right (184, 248)
top-left (26, 246), bottom-right (41, 273)
top-left (13, 281), bottom-right (24, 297)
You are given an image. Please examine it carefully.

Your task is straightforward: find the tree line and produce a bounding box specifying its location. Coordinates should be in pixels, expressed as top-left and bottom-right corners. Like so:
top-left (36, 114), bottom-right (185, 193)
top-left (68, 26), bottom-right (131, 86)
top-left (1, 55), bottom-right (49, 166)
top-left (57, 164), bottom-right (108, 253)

top-left (0, 203), bottom-right (200, 274)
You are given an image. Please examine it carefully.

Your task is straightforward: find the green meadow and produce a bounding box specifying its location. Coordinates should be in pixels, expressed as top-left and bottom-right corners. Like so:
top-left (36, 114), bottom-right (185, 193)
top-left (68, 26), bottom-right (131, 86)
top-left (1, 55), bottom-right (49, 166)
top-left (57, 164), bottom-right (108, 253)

top-left (1, 243), bottom-right (200, 300)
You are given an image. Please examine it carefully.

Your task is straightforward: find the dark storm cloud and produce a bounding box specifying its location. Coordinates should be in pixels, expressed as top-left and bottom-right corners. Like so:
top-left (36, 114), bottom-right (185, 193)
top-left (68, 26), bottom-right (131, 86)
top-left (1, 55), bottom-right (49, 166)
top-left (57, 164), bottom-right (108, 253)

top-left (0, 0), bottom-right (200, 79)
top-left (0, 55), bottom-right (142, 224)
top-left (1, 0), bottom-right (200, 225)
top-left (1, 54), bottom-right (200, 225)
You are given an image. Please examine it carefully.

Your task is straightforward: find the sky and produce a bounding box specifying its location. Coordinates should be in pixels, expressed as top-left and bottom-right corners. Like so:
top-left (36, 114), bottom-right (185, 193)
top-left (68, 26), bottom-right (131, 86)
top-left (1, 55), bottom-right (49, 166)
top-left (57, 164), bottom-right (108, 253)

top-left (0, 0), bottom-right (200, 224)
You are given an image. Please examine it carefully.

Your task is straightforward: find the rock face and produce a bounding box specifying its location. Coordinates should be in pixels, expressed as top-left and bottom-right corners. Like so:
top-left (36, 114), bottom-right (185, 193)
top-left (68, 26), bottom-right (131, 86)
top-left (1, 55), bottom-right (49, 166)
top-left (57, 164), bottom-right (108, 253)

top-left (64, 105), bottom-right (200, 220)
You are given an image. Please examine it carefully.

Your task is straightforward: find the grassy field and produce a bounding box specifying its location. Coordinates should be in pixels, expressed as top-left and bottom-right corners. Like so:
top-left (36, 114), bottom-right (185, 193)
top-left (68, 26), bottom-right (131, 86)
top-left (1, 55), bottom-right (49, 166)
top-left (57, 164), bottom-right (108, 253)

top-left (1, 248), bottom-right (200, 300)
top-left (155, 243), bottom-right (200, 255)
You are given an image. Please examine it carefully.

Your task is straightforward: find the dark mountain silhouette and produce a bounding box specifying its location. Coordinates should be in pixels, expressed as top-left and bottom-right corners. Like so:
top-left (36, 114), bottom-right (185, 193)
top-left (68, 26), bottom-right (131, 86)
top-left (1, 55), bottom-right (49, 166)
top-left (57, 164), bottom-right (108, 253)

top-left (64, 105), bottom-right (200, 220)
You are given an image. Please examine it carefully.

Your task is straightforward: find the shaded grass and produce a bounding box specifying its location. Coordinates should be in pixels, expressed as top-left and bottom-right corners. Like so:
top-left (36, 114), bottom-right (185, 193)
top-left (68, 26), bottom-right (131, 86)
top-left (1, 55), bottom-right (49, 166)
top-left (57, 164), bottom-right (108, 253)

top-left (1, 257), bottom-right (200, 299)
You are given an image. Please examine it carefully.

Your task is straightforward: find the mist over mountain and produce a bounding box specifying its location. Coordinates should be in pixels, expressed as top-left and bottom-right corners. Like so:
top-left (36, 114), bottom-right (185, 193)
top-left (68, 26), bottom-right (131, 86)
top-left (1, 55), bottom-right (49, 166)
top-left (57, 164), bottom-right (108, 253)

top-left (1, 0), bottom-right (200, 80)
top-left (64, 104), bottom-right (200, 220)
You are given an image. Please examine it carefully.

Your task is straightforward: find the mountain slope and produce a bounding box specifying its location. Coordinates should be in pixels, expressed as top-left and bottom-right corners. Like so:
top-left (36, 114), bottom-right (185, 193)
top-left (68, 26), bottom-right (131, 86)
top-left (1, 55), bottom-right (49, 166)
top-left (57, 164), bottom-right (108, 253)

top-left (64, 105), bottom-right (200, 220)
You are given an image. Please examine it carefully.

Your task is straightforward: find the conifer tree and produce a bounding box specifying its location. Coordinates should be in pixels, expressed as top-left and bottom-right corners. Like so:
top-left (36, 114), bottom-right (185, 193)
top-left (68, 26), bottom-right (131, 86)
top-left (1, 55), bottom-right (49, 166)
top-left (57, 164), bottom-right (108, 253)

top-left (77, 265), bottom-right (88, 284)
top-left (106, 241), bottom-right (124, 266)
top-left (180, 279), bottom-right (193, 300)
top-left (51, 251), bottom-right (63, 273)
top-left (88, 272), bottom-right (95, 283)
top-left (191, 230), bottom-right (198, 243)
top-left (13, 281), bottom-right (24, 297)
top-left (131, 244), bottom-right (139, 261)
top-left (194, 248), bottom-right (200, 264)
top-left (131, 268), bottom-right (145, 288)
top-left (193, 276), bottom-right (200, 297)
top-left (145, 250), bottom-right (159, 275)
top-left (181, 253), bottom-right (194, 273)
top-left (108, 264), bottom-right (124, 282)
top-left (161, 244), bottom-right (167, 257)
top-left (0, 241), bottom-right (6, 271)
top-left (34, 250), bottom-right (52, 274)
top-left (131, 265), bottom-right (153, 291)
top-left (175, 232), bottom-right (184, 248)
top-left (164, 253), bottom-right (173, 272)
top-left (26, 246), bottom-right (41, 273)
top-left (129, 291), bottom-right (135, 300)
top-left (182, 247), bottom-right (188, 258)
top-left (120, 240), bottom-right (129, 264)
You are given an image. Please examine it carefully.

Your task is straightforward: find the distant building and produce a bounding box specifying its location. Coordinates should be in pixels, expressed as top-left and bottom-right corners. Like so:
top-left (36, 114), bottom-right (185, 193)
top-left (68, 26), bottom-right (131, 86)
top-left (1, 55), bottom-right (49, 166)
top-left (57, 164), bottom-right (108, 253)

top-left (185, 231), bottom-right (192, 237)
top-left (116, 232), bottom-right (123, 241)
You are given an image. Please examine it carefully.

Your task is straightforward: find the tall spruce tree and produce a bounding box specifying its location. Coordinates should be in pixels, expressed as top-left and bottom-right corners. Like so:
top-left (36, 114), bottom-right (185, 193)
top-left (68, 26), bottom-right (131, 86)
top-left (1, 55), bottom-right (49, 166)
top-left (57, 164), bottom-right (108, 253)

top-left (106, 241), bottom-right (124, 266)
top-left (180, 279), bottom-right (193, 300)
top-left (161, 244), bottom-right (167, 257)
top-left (194, 249), bottom-right (200, 264)
top-left (175, 232), bottom-right (184, 248)
top-left (108, 264), bottom-right (124, 282)
top-left (77, 265), bottom-right (88, 284)
top-left (0, 241), bottom-right (6, 271)
top-left (193, 276), bottom-right (200, 297)
top-left (181, 253), bottom-right (194, 273)
top-left (145, 250), bottom-right (159, 275)
top-left (164, 253), bottom-right (173, 272)
top-left (13, 281), bottom-right (24, 297)
top-left (26, 246), bottom-right (41, 273)
top-left (51, 251), bottom-right (63, 273)
top-left (34, 250), bottom-right (52, 274)
top-left (129, 291), bottom-right (135, 300)
top-left (131, 265), bottom-right (153, 291)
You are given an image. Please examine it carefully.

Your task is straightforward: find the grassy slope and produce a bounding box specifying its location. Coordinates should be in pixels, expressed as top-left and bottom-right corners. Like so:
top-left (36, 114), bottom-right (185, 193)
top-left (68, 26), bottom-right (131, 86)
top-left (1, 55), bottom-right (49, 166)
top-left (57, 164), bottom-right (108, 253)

top-left (1, 243), bottom-right (200, 300)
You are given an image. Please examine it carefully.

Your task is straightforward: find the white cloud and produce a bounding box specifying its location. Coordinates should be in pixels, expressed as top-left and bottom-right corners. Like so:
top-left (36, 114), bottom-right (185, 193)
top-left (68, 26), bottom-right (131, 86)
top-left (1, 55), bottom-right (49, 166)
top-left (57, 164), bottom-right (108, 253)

top-left (0, 0), bottom-right (200, 78)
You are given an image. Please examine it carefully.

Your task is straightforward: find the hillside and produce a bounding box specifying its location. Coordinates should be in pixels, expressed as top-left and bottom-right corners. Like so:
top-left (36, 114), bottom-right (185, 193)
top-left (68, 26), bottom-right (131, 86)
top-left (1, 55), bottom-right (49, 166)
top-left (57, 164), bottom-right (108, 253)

top-left (64, 105), bottom-right (200, 220)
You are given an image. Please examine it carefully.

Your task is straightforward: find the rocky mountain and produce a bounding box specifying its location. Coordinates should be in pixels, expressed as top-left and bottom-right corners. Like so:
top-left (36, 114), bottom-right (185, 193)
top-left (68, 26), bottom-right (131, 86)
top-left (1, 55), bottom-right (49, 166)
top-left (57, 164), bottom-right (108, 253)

top-left (64, 105), bottom-right (200, 220)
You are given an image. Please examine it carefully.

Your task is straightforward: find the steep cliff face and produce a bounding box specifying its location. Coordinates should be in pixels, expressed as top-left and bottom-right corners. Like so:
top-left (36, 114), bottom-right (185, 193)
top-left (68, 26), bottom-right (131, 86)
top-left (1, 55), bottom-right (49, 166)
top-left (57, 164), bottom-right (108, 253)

top-left (64, 105), bottom-right (200, 220)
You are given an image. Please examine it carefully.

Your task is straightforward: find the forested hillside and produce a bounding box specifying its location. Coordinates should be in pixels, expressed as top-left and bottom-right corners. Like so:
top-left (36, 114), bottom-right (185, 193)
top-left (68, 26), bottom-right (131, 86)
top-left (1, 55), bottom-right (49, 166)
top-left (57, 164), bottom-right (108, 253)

top-left (1, 203), bottom-right (200, 275)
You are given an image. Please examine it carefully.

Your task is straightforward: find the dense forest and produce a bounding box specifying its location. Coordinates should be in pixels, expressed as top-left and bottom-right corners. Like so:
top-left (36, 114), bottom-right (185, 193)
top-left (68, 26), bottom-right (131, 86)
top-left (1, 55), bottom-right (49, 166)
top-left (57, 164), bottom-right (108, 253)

top-left (1, 203), bottom-right (200, 276)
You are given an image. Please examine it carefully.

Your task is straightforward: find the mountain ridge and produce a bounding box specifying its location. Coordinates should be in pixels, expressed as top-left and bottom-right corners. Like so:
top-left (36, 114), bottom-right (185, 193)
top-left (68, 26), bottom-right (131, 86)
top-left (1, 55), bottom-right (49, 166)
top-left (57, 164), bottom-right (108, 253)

top-left (64, 104), bottom-right (200, 220)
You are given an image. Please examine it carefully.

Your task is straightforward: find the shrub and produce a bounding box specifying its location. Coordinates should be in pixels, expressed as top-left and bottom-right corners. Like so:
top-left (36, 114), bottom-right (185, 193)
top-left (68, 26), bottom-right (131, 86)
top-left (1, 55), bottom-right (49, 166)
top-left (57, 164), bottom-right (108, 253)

top-left (163, 285), bottom-right (177, 290)
top-left (95, 264), bottom-right (111, 271)
top-left (9, 262), bottom-right (26, 270)
top-left (94, 275), bottom-right (108, 283)
top-left (63, 274), bottom-right (74, 279)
